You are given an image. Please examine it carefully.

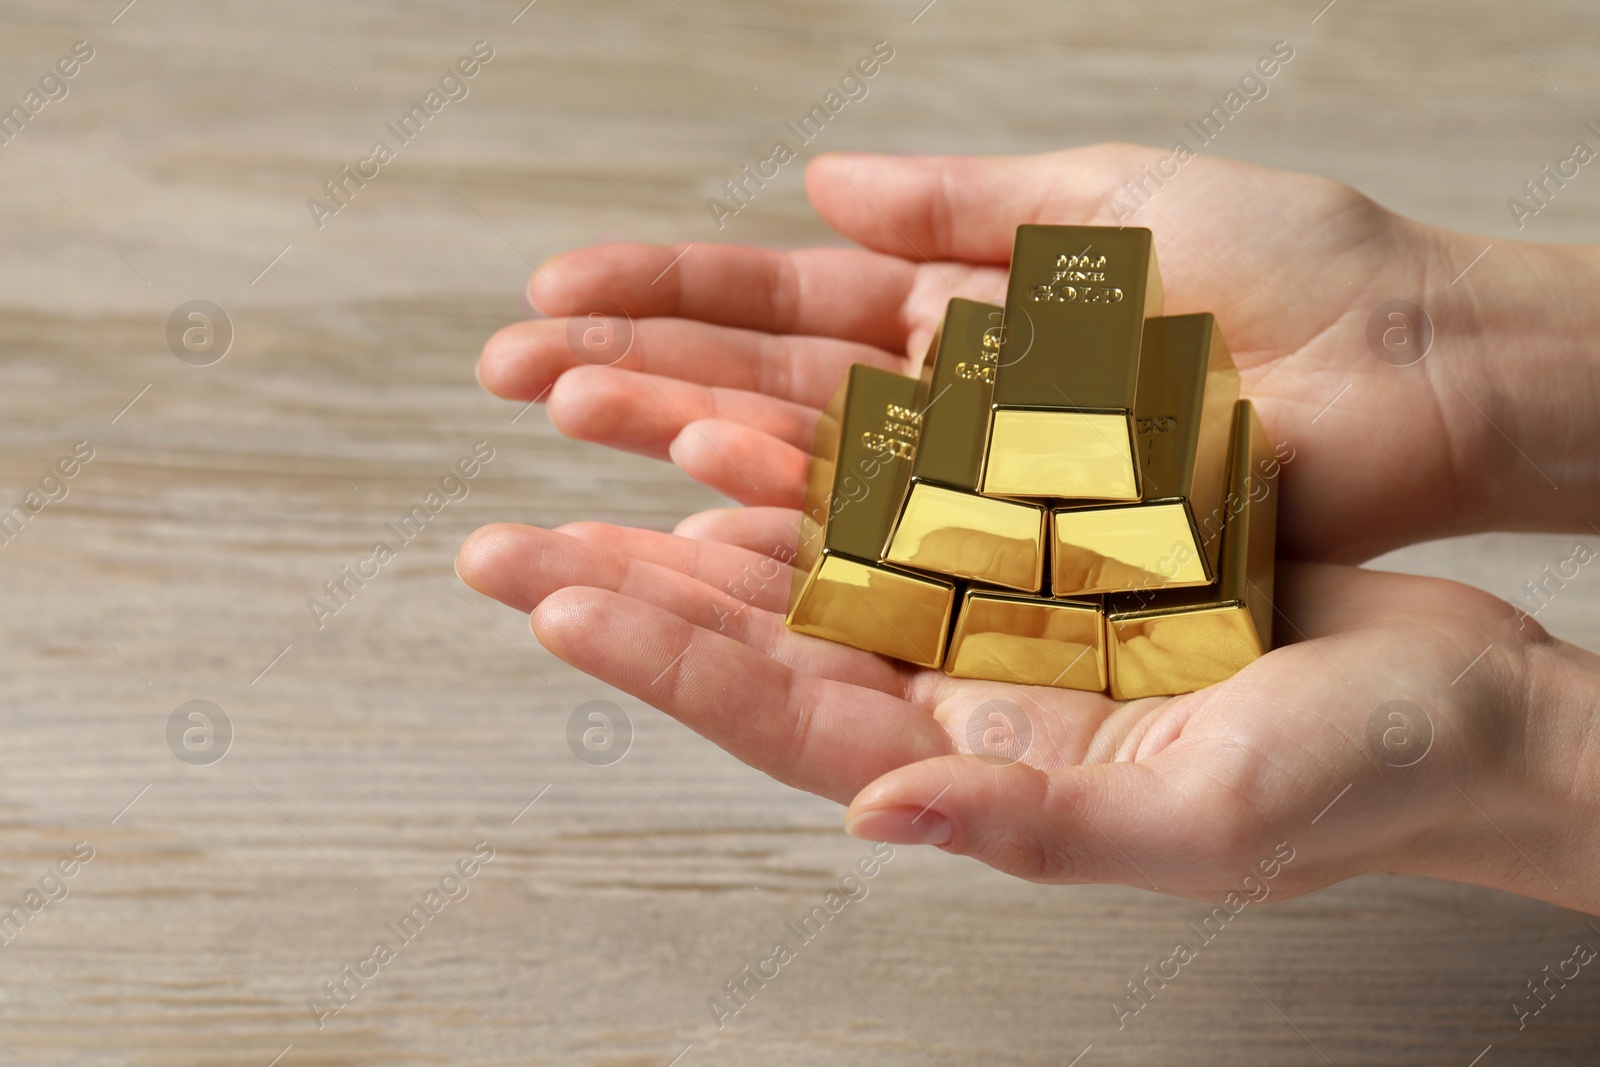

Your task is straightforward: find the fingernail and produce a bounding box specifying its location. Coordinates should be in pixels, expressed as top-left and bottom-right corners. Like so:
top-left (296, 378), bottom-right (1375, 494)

top-left (666, 428), bottom-right (693, 468)
top-left (845, 806), bottom-right (952, 846)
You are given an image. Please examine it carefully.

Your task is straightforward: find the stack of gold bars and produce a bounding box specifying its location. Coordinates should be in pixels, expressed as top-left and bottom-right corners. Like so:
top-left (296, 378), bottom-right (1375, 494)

top-left (785, 224), bottom-right (1278, 700)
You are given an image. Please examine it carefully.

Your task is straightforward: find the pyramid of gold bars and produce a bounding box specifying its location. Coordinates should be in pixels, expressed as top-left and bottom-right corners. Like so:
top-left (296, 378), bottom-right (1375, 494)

top-left (785, 225), bottom-right (1279, 700)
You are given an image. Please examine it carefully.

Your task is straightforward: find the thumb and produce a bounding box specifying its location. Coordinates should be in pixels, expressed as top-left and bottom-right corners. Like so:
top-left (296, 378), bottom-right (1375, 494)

top-left (804, 145), bottom-right (1149, 265)
top-left (843, 752), bottom-right (1252, 897)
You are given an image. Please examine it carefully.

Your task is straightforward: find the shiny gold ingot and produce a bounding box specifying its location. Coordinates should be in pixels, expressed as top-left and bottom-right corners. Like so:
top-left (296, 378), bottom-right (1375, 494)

top-left (882, 298), bottom-right (1046, 592)
top-left (787, 364), bottom-right (956, 668)
top-left (981, 225), bottom-right (1163, 501)
top-left (1053, 313), bottom-right (1240, 595)
top-left (1105, 400), bottom-right (1278, 700)
top-left (944, 588), bottom-right (1106, 691)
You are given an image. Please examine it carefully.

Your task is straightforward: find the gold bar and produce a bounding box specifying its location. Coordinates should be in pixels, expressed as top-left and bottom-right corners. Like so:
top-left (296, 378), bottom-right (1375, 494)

top-left (1052, 313), bottom-right (1240, 596)
top-left (787, 364), bottom-right (957, 668)
top-left (981, 225), bottom-right (1164, 501)
top-left (882, 298), bottom-right (1047, 592)
top-left (1105, 400), bottom-right (1278, 701)
top-left (944, 587), bottom-right (1106, 691)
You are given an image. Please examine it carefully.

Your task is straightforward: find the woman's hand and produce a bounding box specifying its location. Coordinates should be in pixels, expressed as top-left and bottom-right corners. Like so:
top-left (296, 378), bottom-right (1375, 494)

top-left (477, 145), bottom-right (1600, 563)
top-left (460, 144), bottom-right (1600, 913)
top-left (456, 508), bottom-right (1600, 914)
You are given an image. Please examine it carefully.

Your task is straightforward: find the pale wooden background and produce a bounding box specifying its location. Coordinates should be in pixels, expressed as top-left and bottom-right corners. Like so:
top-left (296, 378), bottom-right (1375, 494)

top-left (1, 0), bottom-right (1597, 1063)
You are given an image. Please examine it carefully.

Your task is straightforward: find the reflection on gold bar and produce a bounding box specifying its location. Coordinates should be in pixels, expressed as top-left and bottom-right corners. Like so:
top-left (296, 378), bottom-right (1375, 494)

top-left (981, 225), bottom-right (1163, 501)
top-left (944, 587), bottom-right (1106, 691)
top-left (1052, 313), bottom-right (1240, 595)
top-left (883, 298), bottom-right (1046, 592)
top-left (1105, 400), bottom-right (1278, 701)
top-left (787, 364), bottom-right (956, 668)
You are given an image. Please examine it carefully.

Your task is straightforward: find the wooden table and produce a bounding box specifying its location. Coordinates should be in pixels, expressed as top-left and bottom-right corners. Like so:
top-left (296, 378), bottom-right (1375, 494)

top-left (1, 0), bottom-right (1596, 1062)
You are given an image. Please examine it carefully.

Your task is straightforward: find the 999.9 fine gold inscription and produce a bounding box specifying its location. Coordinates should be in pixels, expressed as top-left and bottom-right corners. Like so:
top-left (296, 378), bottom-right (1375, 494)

top-left (1027, 251), bottom-right (1124, 305)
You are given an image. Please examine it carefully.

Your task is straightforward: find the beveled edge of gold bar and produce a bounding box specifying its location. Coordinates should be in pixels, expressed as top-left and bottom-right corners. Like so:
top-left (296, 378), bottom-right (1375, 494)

top-left (884, 480), bottom-right (1045, 592)
top-left (1182, 314), bottom-right (1239, 576)
top-left (1104, 591), bottom-right (1252, 626)
top-left (824, 364), bottom-right (922, 563)
top-left (789, 363), bottom-right (922, 622)
top-left (1105, 602), bottom-right (1262, 701)
top-left (943, 587), bottom-right (1107, 691)
top-left (786, 551), bottom-right (957, 669)
top-left (980, 408), bottom-right (1140, 501)
top-left (1132, 313), bottom-right (1240, 585)
top-left (1100, 398), bottom-right (1279, 699)
top-left (1189, 397), bottom-right (1276, 653)
top-left (913, 297), bottom-right (1005, 493)
top-left (1050, 499), bottom-right (1212, 596)
top-left (789, 372), bottom-right (850, 619)
top-left (1232, 399), bottom-right (1278, 655)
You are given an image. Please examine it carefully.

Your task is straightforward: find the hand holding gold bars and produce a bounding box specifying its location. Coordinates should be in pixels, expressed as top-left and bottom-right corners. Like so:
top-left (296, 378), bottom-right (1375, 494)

top-left (464, 147), bottom-right (1600, 912)
top-left (786, 225), bottom-right (1278, 699)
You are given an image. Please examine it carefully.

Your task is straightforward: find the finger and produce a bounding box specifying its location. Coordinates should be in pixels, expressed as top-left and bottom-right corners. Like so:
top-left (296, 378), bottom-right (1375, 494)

top-left (547, 367), bottom-right (820, 459)
top-left (458, 522), bottom-right (729, 620)
top-left (806, 147), bottom-right (1141, 265)
top-left (528, 241), bottom-right (922, 352)
top-left (555, 520), bottom-right (794, 614)
top-left (668, 420), bottom-right (809, 508)
top-left (458, 523), bottom-right (905, 694)
top-left (479, 316), bottom-right (905, 408)
top-left (674, 507), bottom-right (805, 560)
top-left (843, 752), bottom-right (1263, 897)
top-left (534, 586), bottom-right (951, 800)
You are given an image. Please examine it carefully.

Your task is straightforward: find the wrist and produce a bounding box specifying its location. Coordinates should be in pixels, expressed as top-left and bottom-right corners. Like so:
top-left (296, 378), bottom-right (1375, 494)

top-left (1429, 231), bottom-right (1600, 537)
top-left (1437, 629), bottom-right (1600, 913)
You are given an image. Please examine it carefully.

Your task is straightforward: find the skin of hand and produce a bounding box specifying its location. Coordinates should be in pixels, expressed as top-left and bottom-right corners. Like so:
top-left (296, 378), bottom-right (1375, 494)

top-left (477, 144), bottom-right (1600, 564)
top-left (460, 144), bottom-right (1600, 911)
top-left (455, 508), bottom-right (1600, 914)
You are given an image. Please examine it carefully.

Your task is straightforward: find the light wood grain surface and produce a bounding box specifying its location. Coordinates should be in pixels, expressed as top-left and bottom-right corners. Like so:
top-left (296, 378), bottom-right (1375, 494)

top-left (1, 1), bottom-right (1598, 1063)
